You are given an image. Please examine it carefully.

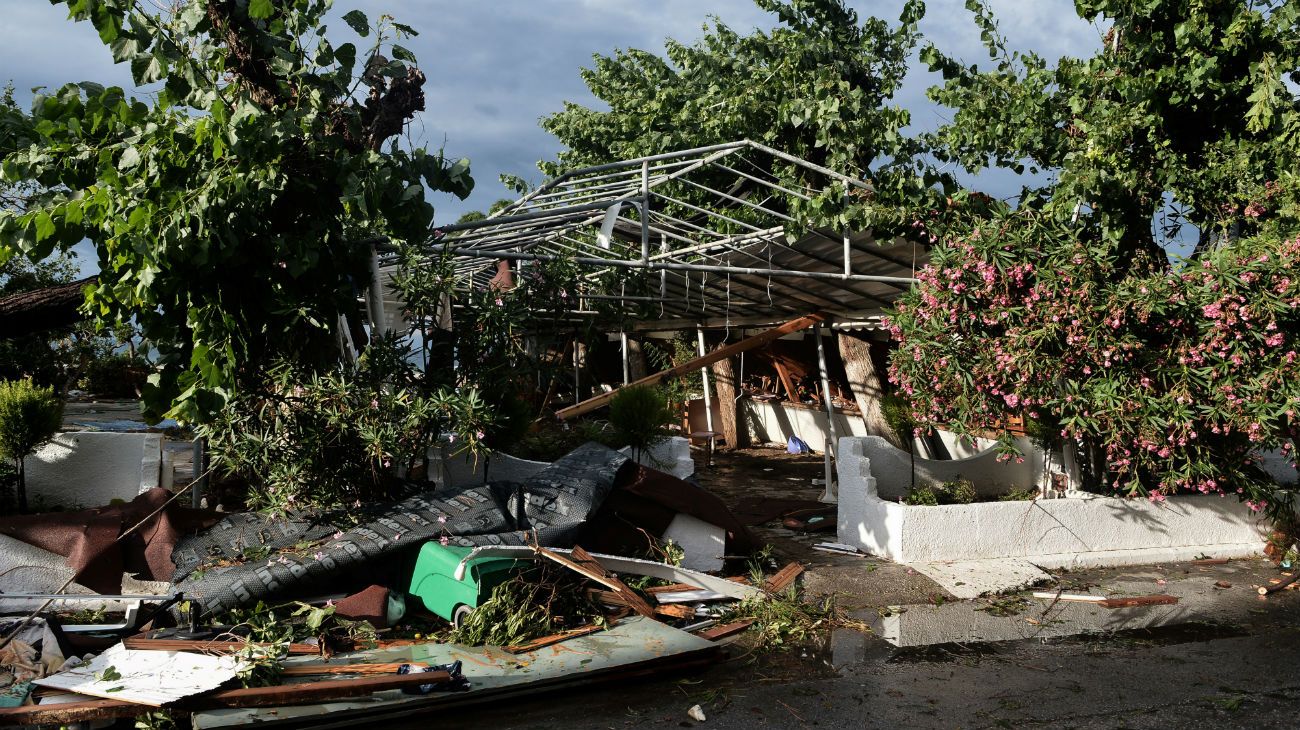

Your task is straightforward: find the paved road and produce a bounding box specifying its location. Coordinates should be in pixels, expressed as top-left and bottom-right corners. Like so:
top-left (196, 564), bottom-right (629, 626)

top-left (431, 564), bottom-right (1300, 729)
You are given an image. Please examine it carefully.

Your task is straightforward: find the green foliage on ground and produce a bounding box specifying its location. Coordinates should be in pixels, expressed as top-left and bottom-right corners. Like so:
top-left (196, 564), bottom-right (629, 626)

top-left (448, 564), bottom-right (607, 647)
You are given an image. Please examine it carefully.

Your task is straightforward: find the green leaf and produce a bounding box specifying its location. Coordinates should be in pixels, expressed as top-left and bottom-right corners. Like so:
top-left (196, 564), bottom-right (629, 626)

top-left (33, 212), bottom-right (55, 243)
top-left (248, 0), bottom-right (274, 20)
top-left (391, 44), bottom-right (416, 63)
top-left (130, 53), bottom-right (164, 84)
top-left (118, 146), bottom-right (141, 171)
top-left (342, 10), bottom-right (369, 37)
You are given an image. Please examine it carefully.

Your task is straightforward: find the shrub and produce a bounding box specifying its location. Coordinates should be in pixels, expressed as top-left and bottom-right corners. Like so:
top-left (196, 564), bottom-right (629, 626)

top-left (0, 379), bottom-right (64, 512)
top-left (940, 478), bottom-right (978, 504)
top-left (83, 352), bottom-right (147, 398)
top-left (904, 483), bottom-right (940, 506)
top-left (607, 385), bottom-right (674, 460)
top-left (199, 349), bottom-right (494, 515)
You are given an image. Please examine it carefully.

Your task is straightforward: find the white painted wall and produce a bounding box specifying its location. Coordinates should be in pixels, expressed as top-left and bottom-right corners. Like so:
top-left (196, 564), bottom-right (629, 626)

top-left (741, 399), bottom-right (867, 451)
top-left (849, 434), bottom-right (1052, 500)
top-left (836, 436), bottom-right (1268, 566)
top-left (27, 431), bottom-right (162, 510)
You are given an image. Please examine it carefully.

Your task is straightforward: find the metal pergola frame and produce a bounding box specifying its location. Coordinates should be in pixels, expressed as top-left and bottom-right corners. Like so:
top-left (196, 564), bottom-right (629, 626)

top-left (377, 140), bottom-right (922, 327)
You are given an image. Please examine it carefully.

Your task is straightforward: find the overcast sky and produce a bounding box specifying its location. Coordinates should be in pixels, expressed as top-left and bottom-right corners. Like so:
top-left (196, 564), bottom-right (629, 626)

top-left (0, 0), bottom-right (1102, 272)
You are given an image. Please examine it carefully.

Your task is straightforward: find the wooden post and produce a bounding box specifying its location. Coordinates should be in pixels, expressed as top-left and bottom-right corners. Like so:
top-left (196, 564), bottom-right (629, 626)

top-left (838, 331), bottom-right (905, 449)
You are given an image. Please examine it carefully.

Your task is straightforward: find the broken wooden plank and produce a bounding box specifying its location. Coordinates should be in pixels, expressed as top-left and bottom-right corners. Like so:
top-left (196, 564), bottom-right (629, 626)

top-left (278, 663), bottom-right (422, 676)
top-left (645, 582), bottom-right (704, 594)
top-left (1097, 594), bottom-right (1179, 609)
top-left (122, 636), bottom-right (320, 655)
top-left (556, 313), bottom-right (825, 419)
top-left (0, 672), bottom-right (453, 724)
top-left (536, 545), bottom-right (655, 617)
top-left (773, 359), bottom-right (799, 402)
top-left (762, 562), bottom-right (805, 593)
top-left (696, 619), bottom-right (755, 641)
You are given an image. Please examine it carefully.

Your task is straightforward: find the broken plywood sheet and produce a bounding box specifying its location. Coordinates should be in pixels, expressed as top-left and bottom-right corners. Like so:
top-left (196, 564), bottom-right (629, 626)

top-left (34, 643), bottom-right (244, 706)
top-left (192, 616), bottom-right (717, 729)
top-left (910, 558), bottom-right (1052, 600)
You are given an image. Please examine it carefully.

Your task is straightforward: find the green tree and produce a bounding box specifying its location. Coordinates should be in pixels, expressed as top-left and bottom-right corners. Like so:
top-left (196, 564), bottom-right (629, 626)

top-left (0, 1), bottom-right (473, 423)
top-left (888, 1), bottom-right (1300, 519)
top-left (541, 0), bottom-right (940, 236)
top-left (0, 379), bottom-right (64, 513)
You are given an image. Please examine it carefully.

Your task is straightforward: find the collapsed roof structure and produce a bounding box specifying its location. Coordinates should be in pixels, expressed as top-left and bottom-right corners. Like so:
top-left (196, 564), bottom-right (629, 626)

top-left (374, 140), bottom-right (923, 333)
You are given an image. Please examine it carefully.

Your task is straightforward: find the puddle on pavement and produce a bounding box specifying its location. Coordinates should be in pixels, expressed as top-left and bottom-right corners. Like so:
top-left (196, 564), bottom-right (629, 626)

top-left (822, 595), bottom-right (1269, 669)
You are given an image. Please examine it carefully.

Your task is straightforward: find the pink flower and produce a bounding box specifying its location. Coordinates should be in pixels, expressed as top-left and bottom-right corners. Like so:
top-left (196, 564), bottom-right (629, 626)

top-left (333, 531), bottom-right (344, 540)
top-left (439, 536), bottom-right (450, 546)
top-left (437, 515), bottom-right (447, 524)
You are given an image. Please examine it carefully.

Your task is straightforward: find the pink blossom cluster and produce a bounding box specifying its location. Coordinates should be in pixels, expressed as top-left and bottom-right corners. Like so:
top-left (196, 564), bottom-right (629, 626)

top-left (888, 223), bottom-right (1300, 512)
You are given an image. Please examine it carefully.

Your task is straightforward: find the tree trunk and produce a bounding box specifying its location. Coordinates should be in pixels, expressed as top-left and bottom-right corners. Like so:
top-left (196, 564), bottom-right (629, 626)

top-left (838, 332), bottom-right (904, 449)
top-left (0, 276), bottom-right (96, 340)
top-left (626, 337), bottom-right (648, 381)
top-left (711, 354), bottom-right (747, 449)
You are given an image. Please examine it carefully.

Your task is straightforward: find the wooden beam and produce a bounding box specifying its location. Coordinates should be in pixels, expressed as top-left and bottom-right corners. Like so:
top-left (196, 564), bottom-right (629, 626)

top-left (773, 360), bottom-right (798, 401)
top-left (0, 672), bottom-right (452, 725)
top-left (557, 313), bottom-right (825, 420)
top-left (535, 545), bottom-right (656, 617)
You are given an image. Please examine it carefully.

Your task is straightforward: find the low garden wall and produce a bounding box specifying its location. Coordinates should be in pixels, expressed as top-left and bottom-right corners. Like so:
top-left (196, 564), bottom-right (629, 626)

top-left (837, 436), bottom-right (1268, 566)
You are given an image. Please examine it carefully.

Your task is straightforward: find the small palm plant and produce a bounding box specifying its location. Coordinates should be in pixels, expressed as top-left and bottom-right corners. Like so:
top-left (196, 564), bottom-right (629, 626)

top-left (607, 385), bottom-right (674, 464)
top-left (0, 379), bottom-right (64, 513)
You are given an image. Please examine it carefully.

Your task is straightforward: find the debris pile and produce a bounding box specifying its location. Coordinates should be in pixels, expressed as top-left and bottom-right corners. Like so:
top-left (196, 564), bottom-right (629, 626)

top-left (0, 443), bottom-right (815, 727)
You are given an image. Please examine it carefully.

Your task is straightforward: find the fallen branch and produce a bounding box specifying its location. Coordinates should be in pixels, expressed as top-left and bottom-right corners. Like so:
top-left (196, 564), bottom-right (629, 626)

top-left (1259, 572), bottom-right (1300, 596)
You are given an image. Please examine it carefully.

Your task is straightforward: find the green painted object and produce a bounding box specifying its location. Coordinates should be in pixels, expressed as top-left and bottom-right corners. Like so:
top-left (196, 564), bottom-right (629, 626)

top-left (407, 543), bottom-right (525, 626)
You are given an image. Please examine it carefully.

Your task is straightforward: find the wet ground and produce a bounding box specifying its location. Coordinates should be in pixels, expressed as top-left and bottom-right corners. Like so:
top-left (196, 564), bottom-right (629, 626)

top-left (446, 557), bottom-right (1300, 729)
top-left (439, 447), bottom-right (1300, 729)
